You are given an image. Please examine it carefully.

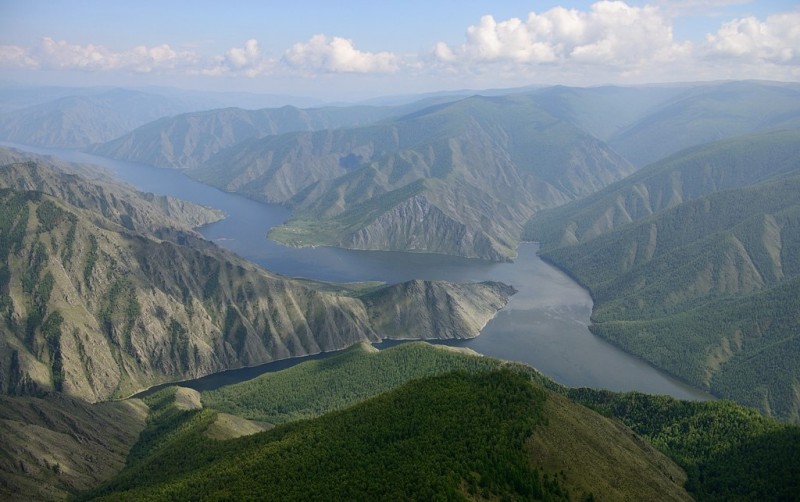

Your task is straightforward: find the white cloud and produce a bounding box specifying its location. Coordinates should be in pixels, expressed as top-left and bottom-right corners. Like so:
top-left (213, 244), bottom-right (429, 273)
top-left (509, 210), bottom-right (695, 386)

top-left (435, 1), bottom-right (690, 72)
top-left (283, 34), bottom-right (398, 73)
top-left (1, 3), bottom-right (799, 93)
top-left (654, 0), bottom-right (752, 17)
top-left (227, 38), bottom-right (261, 68)
top-left (0, 44), bottom-right (38, 69)
top-left (0, 37), bottom-right (198, 73)
top-left (705, 12), bottom-right (800, 64)
top-left (0, 37), bottom-right (277, 77)
top-left (201, 39), bottom-right (273, 77)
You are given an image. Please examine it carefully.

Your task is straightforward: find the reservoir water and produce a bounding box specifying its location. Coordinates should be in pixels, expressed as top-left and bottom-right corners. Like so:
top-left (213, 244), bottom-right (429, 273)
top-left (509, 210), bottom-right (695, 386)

top-left (5, 143), bottom-right (711, 400)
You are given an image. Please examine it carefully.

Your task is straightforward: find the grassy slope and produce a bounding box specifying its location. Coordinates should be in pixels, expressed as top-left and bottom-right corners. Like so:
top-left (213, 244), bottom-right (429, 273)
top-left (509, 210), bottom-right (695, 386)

top-left (528, 392), bottom-right (688, 501)
top-left (0, 393), bottom-right (147, 501)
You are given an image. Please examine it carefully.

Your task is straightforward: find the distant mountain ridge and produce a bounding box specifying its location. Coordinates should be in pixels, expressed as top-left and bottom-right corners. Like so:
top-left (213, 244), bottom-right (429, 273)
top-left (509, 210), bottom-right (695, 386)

top-left (526, 81), bottom-right (800, 167)
top-left (0, 89), bottom-right (194, 148)
top-left (90, 104), bottom-right (406, 169)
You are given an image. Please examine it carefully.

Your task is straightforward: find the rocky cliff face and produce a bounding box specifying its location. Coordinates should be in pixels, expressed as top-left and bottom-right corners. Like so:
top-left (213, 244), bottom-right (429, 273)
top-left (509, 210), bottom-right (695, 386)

top-left (0, 158), bottom-right (225, 235)
top-left (364, 279), bottom-right (516, 339)
top-left (0, 162), bottom-right (514, 403)
top-left (342, 194), bottom-right (512, 261)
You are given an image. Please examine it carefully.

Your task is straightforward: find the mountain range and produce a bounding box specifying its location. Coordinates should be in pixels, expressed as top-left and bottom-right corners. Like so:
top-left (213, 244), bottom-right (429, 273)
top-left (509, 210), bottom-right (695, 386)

top-left (80, 80), bottom-right (800, 262)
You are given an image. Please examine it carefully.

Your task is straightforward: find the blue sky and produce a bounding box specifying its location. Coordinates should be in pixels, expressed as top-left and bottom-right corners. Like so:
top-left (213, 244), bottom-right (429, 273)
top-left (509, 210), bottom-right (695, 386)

top-left (1, 1), bottom-right (798, 100)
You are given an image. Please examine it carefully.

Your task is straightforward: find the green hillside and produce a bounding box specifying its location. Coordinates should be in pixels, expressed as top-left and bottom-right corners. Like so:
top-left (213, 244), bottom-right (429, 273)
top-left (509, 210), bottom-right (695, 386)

top-left (84, 341), bottom-right (800, 500)
top-left (571, 389), bottom-right (800, 501)
top-left (525, 132), bottom-right (800, 420)
top-left (202, 341), bottom-right (554, 424)
top-left (85, 369), bottom-right (693, 501)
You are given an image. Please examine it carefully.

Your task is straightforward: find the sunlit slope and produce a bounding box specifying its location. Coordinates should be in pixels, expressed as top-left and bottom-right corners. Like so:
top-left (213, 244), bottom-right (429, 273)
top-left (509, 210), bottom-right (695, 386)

top-left (0, 393), bottom-right (147, 502)
top-left (0, 155), bottom-right (225, 234)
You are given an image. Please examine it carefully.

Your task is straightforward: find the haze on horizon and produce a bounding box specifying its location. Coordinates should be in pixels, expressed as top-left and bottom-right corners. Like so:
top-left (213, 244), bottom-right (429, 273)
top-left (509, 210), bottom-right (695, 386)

top-left (1, 0), bottom-right (799, 101)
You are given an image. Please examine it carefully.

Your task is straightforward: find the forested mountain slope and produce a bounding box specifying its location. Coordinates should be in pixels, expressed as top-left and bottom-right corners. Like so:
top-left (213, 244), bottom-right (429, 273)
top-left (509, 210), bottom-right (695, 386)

top-left (524, 130), bottom-right (800, 249)
top-left (84, 370), bottom-right (691, 501)
top-left (571, 388), bottom-right (800, 501)
top-left (525, 132), bottom-right (800, 420)
top-left (83, 342), bottom-right (800, 501)
top-left (0, 160), bottom-right (513, 403)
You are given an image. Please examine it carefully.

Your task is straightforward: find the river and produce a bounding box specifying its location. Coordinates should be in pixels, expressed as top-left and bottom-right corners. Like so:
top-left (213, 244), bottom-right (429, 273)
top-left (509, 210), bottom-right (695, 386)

top-left (4, 143), bottom-right (711, 400)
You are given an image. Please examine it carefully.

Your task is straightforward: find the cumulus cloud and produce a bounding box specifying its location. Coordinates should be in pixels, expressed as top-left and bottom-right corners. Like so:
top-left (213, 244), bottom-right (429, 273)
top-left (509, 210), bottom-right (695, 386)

top-left (0, 37), bottom-right (277, 77)
top-left (201, 39), bottom-right (273, 77)
top-left (705, 11), bottom-right (800, 64)
top-left (2, 3), bottom-right (799, 89)
top-left (284, 34), bottom-right (398, 73)
top-left (0, 37), bottom-right (198, 73)
top-left (434, 1), bottom-right (690, 72)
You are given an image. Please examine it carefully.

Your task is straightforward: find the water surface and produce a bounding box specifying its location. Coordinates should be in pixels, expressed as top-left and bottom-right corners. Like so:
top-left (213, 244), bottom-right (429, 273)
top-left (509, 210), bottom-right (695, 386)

top-left (4, 143), bottom-right (711, 400)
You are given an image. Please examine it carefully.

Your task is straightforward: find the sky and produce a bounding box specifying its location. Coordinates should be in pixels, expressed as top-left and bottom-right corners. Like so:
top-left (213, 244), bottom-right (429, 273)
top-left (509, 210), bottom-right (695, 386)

top-left (1, 0), bottom-right (799, 101)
